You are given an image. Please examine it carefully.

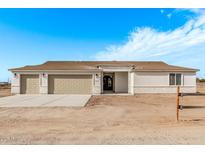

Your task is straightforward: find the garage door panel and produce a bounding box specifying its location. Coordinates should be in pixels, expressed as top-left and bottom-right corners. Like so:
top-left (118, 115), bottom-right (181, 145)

top-left (21, 75), bottom-right (39, 94)
top-left (48, 75), bottom-right (92, 94)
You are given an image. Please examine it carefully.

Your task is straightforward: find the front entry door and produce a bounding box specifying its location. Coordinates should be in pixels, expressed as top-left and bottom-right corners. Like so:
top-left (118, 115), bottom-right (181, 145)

top-left (103, 75), bottom-right (113, 91)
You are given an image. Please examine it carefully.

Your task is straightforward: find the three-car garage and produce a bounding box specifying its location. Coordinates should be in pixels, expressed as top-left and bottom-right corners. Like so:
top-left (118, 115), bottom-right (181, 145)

top-left (20, 74), bottom-right (93, 94)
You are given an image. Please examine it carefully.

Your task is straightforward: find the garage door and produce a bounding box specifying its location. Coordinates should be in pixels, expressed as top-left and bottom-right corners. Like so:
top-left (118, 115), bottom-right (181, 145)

top-left (20, 75), bottom-right (39, 94)
top-left (48, 75), bottom-right (92, 94)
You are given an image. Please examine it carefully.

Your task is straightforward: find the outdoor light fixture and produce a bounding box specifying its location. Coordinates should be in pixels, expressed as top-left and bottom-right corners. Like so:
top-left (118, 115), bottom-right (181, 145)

top-left (14, 73), bottom-right (17, 78)
top-left (42, 73), bottom-right (46, 78)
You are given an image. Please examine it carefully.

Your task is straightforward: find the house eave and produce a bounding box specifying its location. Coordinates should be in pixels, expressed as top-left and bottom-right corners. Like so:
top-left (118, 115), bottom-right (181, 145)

top-left (132, 69), bottom-right (199, 72)
top-left (9, 69), bottom-right (102, 73)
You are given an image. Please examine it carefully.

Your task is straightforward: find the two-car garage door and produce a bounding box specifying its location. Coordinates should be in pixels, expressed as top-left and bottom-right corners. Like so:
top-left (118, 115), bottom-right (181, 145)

top-left (20, 74), bottom-right (92, 94)
top-left (48, 75), bottom-right (92, 94)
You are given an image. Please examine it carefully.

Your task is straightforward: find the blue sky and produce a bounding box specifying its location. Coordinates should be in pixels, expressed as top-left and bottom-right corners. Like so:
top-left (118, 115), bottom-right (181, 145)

top-left (0, 8), bottom-right (204, 81)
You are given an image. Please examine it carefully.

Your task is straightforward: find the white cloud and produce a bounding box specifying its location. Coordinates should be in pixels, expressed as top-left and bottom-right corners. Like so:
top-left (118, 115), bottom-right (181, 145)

top-left (160, 9), bottom-right (164, 14)
top-left (178, 8), bottom-right (205, 15)
top-left (95, 9), bottom-right (205, 62)
top-left (167, 13), bottom-right (172, 18)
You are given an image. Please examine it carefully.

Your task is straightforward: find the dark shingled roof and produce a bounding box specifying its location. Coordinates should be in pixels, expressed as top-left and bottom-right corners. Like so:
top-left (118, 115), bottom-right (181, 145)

top-left (9, 61), bottom-right (199, 72)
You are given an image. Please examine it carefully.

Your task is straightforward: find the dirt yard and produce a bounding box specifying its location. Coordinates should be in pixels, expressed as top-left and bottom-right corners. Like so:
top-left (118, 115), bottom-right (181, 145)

top-left (0, 83), bottom-right (205, 144)
top-left (0, 85), bottom-right (11, 97)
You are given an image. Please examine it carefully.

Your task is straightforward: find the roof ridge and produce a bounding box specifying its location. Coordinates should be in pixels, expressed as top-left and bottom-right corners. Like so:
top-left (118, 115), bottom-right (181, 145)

top-left (45, 60), bottom-right (166, 63)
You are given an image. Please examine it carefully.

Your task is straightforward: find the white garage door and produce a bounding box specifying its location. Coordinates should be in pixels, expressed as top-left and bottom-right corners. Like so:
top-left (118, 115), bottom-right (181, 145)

top-left (20, 74), bottom-right (39, 94)
top-left (48, 75), bottom-right (92, 94)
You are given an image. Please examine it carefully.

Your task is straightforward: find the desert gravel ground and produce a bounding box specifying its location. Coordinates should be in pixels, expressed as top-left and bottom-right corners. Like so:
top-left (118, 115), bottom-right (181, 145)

top-left (0, 88), bottom-right (11, 98)
top-left (0, 83), bottom-right (205, 144)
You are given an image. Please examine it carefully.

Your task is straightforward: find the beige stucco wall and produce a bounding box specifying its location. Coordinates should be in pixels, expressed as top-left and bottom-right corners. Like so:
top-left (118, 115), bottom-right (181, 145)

top-left (134, 72), bottom-right (169, 86)
top-left (134, 86), bottom-right (196, 93)
top-left (183, 72), bottom-right (196, 86)
top-left (134, 72), bottom-right (196, 93)
top-left (114, 72), bottom-right (128, 93)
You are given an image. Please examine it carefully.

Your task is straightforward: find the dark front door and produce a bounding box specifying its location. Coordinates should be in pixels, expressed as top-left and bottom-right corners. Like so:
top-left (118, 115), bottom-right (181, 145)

top-left (103, 75), bottom-right (113, 91)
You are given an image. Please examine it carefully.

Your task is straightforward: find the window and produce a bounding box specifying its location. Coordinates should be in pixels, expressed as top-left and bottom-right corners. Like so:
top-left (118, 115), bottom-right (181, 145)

top-left (176, 74), bottom-right (181, 85)
top-left (169, 73), bottom-right (175, 85)
top-left (169, 73), bottom-right (182, 85)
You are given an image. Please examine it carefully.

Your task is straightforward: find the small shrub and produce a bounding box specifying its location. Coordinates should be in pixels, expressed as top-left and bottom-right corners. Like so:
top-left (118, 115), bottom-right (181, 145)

top-left (200, 79), bottom-right (205, 82)
top-left (197, 78), bottom-right (205, 82)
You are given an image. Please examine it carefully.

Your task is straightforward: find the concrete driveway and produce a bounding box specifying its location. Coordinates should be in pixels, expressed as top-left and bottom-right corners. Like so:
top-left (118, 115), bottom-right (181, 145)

top-left (0, 95), bottom-right (91, 107)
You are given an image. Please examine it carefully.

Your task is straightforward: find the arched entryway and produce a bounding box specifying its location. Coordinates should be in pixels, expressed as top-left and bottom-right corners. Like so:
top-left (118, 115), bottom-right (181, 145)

top-left (103, 75), bottom-right (113, 91)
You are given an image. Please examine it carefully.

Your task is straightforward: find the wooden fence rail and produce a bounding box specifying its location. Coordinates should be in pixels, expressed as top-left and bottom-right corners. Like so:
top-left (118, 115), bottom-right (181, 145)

top-left (176, 86), bottom-right (205, 121)
top-left (179, 93), bottom-right (205, 96)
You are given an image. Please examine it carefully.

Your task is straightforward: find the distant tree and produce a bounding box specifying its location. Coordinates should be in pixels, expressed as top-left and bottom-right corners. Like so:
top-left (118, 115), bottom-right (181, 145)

top-left (200, 78), bottom-right (205, 82)
top-left (197, 78), bottom-right (205, 82)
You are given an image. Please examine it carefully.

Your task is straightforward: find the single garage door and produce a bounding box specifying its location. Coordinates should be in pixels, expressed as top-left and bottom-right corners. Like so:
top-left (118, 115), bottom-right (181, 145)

top-left (20, 74), bottom-right (39, 94)
top-left (48, 75), bottom-right (92, 94)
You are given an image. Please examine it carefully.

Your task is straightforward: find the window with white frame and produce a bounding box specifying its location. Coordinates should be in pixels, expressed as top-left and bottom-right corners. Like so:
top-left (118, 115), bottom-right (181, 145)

top-left (169, 73), bottom-right (182, 85)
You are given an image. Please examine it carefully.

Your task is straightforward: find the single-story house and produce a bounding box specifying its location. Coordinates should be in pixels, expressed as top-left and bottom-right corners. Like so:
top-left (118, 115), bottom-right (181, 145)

top-left (9, 61), bottom-right (199, 95)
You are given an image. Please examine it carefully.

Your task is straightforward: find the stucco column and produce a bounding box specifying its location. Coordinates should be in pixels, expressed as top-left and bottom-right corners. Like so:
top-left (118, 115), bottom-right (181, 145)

top-left (128, 72), bottom-right (134, 95)
top-left (39, 73), bottom-right (48, 94)
top-left (11, 72), bottom-right (20, 94)
top-left (93, 73), bottom-right (101, 94)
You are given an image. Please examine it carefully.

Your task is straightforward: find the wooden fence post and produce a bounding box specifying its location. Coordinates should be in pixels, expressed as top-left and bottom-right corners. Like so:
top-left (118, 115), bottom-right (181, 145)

top-left (176, 86), bottom-right (180, 121)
